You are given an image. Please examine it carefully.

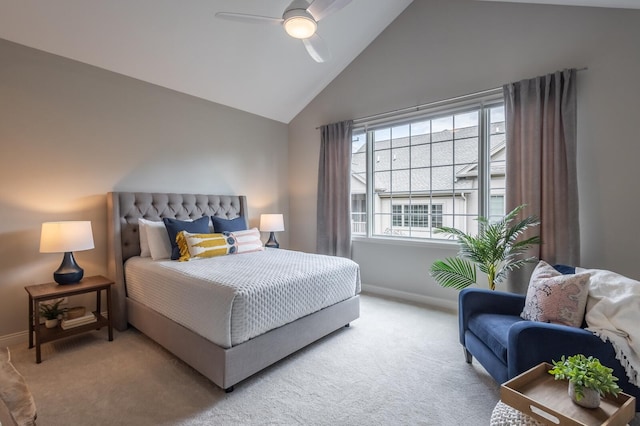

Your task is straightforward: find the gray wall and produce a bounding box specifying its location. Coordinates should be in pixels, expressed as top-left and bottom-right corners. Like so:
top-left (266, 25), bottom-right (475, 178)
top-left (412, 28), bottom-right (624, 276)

top-left (0, 39), bottom-right (289, 341)
top-left (289, 0), bottom-right (640, 308)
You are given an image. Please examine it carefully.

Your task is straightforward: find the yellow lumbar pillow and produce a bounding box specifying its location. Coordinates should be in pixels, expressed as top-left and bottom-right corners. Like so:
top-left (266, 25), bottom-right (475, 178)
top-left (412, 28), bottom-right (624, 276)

top-left (176, 231), bottom-right (236, 261)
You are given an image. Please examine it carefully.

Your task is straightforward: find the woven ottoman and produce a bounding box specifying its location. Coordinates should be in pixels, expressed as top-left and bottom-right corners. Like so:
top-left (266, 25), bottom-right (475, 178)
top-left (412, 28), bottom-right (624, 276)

top-left (490, 401), bottom-right (544, 426)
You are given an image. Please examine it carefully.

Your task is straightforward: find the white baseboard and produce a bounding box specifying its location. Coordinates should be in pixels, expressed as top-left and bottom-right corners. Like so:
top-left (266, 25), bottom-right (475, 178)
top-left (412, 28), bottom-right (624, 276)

top-left (361, 284), bottom-right (458, 313)
top-left (0, 330), bottom-right (29, 348)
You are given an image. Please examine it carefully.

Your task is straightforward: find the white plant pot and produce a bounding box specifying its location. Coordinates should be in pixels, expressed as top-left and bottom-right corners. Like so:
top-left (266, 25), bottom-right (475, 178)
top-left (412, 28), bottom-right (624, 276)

top-left (568, 381), bottom-right (601, 408)
top-left (45, 318), bottom-right (58, 329)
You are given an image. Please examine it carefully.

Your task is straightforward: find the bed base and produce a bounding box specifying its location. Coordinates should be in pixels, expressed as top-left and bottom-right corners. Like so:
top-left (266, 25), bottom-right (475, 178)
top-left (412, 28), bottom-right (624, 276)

top-left (126, 294), bottom-right (360, 391)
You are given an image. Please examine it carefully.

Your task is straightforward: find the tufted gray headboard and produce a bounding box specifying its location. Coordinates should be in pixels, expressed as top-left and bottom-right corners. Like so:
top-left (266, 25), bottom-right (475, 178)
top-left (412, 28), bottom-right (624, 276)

top-left (106, 192), bottom-right (248, 331)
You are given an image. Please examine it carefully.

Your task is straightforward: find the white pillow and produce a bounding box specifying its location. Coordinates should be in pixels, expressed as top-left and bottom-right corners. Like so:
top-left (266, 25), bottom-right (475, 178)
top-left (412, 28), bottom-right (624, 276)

top-left (137, 218), bottom-right (153, 257)
top-left (138, 219), bottom-right (172, 260)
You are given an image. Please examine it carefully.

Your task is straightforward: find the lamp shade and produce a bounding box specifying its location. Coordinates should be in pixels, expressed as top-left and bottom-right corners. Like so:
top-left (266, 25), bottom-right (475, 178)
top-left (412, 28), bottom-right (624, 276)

top-left (259, 214), bottom-right (284, 232)
top-left (40, 221), bottom-right (94, 253)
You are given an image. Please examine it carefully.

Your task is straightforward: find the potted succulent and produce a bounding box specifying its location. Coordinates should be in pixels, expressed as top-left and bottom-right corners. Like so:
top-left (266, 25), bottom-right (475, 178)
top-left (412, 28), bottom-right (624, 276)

top-left (548, 354), bottom-right (621, 408)
top-left (39, 299), bottom-right (66, 328)
top-left (429, 205), bottom-right (541, 290)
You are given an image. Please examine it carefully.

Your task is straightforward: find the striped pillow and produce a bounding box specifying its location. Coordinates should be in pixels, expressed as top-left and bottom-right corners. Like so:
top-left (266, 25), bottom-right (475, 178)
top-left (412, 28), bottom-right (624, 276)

top-left (231, 228), bottom-right (264, 254)
top-left (176, 231), bottom-right (237, 261)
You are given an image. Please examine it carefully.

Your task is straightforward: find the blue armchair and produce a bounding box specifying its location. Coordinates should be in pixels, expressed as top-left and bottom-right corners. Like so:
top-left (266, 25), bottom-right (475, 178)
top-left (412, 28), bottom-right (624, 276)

top-left (459, 287), bottom-right (640, 406)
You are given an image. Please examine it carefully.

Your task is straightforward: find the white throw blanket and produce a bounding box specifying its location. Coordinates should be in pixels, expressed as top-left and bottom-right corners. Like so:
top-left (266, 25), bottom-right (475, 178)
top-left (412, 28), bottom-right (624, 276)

top-left (577, 267), bottom-right (640, 387)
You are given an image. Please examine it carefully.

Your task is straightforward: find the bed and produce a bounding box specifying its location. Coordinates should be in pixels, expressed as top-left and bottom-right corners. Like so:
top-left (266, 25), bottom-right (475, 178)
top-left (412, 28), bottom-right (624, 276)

top-left (106, 192), bottom-right (360, 392)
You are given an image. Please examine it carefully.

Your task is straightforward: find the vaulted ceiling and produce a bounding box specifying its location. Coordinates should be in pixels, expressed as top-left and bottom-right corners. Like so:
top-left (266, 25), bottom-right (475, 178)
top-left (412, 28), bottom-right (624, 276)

top-left (0, 0), bottom-right (412, 123)
top-left (0, 1), bottom-right (636, 123)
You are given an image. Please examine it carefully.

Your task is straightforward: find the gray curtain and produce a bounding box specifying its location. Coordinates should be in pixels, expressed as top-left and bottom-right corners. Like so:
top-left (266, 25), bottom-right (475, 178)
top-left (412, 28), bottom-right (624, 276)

top-left (504, 69), bottom-right (579, 291)
top-left (317, 120), bottom-right (353, 257)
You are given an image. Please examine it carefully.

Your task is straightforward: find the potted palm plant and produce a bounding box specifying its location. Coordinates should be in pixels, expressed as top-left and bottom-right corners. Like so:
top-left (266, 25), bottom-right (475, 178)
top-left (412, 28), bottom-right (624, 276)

top-left (39, 299), bottom-right (66, 328)
top-left (429, 205), bottom-right (541, 290)
top-left (548, 354), bottom-right (621, 408)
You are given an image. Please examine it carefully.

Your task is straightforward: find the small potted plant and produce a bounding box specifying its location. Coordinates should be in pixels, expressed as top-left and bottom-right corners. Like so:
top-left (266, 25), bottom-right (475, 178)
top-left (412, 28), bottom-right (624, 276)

top-left (548, 354), bottom-right (621, 408)
top-left (39, 299), bottom-right (66, 328)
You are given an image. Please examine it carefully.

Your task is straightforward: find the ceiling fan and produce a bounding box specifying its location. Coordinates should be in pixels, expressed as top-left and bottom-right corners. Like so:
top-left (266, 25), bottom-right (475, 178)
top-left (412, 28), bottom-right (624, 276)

top-left (215, 0), bottom-right (353, 63)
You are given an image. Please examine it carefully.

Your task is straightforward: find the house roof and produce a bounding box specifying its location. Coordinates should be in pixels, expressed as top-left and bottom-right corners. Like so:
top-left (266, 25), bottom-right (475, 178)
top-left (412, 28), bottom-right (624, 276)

top-left (351, 123), bottom-right (505, 194)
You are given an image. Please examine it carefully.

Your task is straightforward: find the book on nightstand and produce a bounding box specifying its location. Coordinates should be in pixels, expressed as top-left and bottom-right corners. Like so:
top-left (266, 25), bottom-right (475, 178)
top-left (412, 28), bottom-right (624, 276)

top-left (60, 313), bottom-right (97, 330)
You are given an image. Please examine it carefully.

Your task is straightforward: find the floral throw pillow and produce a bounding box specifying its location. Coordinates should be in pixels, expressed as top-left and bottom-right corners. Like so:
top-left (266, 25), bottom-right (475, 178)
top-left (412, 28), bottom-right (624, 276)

top-left (520, 260), bottom-right (590, 327)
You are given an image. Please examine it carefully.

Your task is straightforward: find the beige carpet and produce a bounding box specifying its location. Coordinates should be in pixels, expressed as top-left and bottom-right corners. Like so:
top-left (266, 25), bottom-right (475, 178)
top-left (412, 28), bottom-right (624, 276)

top-left (8, 294), bottom-right (639, 425)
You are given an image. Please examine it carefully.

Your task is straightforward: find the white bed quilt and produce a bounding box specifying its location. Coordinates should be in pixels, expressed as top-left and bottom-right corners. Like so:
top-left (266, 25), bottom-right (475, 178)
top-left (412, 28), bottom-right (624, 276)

top-left (125, 249), bottom-right (361, 348)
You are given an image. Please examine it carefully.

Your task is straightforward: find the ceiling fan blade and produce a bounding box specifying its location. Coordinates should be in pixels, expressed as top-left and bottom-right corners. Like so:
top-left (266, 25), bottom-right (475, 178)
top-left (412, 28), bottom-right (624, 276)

top-left (307, 0), bottom-right (352, 21)
top-left (215, 12), bottom-right (283, 25)
top-left (302, 34), bottom-right (331, 63)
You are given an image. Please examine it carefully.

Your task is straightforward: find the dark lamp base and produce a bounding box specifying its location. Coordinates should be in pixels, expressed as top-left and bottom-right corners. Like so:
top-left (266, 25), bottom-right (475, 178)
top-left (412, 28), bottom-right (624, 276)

top-left (265, 232), bottom-right (280, 249)
top-left (53, 252), bottom-right (84, 285)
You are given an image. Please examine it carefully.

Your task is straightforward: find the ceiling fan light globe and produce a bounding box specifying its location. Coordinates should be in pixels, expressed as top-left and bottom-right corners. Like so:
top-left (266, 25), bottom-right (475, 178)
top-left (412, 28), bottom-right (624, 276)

top-left (283, 10), bottom-right (317, 39)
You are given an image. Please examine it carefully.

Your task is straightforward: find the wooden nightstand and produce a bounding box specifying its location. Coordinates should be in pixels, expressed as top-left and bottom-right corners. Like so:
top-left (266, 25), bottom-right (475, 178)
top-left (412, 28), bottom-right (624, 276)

top-left (25, 275), bottom-right (114, 363)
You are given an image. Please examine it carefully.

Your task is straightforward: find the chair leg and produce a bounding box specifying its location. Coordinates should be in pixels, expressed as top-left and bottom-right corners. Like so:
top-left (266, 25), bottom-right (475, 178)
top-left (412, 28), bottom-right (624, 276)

top-left (463, 347), bottom-right (472, 364)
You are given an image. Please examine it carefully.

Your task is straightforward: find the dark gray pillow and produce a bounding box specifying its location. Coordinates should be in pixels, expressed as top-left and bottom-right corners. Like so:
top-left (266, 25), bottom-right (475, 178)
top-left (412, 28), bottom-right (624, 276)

top-left (212, 216), bottom-right (247, 233)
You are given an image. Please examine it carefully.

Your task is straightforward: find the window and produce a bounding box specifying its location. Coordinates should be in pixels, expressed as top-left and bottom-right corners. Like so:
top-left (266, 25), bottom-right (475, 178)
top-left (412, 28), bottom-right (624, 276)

top-left (489, 195), bottom-right (505, 224)
top-left (351, 194), bottom-right (367, 234)
top-left (409, 205), bottom-right (428, 227)
top-left (350, 95), bottom-right (505, 240)
top-left (392, 205), bottom-right (403, 227)
top-left (431, 204), bottom-right (443, 228)
top-left (389, 204), bottom-right (440, 229)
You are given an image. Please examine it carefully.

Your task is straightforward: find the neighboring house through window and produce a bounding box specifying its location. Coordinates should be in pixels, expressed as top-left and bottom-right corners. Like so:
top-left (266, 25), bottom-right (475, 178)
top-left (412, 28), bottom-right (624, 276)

top-left (350, 93), bottom-right (505, 240)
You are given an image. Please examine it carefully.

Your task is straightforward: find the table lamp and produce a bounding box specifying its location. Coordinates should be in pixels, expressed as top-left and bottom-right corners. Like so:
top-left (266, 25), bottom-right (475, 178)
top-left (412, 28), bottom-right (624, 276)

top-left (259, 214), bottom-right (284, 249)
top-left (40, 221), bottom-right (94, 285)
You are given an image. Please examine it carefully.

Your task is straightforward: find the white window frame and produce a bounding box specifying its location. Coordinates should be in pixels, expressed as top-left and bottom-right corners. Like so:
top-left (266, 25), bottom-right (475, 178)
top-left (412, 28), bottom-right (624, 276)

top-left (351, 90), bottom-right (505, 242)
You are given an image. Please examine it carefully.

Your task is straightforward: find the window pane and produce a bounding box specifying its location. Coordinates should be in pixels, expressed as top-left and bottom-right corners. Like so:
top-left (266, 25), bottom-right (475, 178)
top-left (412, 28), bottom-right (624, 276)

top-left (351, 194), bottom-right (367, 234)
top-left (374, 128), bottom-right (390, 146)
top-left (411, 120), bottom-right (430, 136)
top-left (432, 140), bottom-right (453, 166)
top-left (454, 137), bottom-right (478, 165)
top-left (490, 105), bottom-right (505, 125)
top-left (391, 169), bottom-right (410, 192)
top-left (374, 171), bottom-right (391, 193)
top-left (454, 111), bottom-right (479, 135)
top-left (409, 205), bottom-right (428, 228)
top-left (391, 146), bottom-right (410, 170)
top-left (432, 116), bottom-right (452, 136)
top-left (392, 205), bottom-right (403, 227)
top-left (410, 168), bottom-right (430, 192)
top-left (489, 104), bottom-right (506, 223)
top-left (411, 144), bottom-right (431, 168)
top-left (375, 149), bottom-right (392, 171)
top-left (352, 172), bottom-right (367, 193)
top-left (432, 166), bottom-right (454, 191)
top-left (352, 132), bottom-right (366, 152)
top-left (431, 205), bottom-right (443, 228)
top-left (351, 132), bottom-right (367, 235)
top-left (489, 195), bottom-right (504, 224)
top-left (391, 124), bottom-right (410, 148)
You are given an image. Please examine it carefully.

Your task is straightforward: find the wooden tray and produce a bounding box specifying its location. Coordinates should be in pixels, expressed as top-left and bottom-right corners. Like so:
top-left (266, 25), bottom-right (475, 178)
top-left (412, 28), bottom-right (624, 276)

top-left (501, 363), bottom-right (636, 426)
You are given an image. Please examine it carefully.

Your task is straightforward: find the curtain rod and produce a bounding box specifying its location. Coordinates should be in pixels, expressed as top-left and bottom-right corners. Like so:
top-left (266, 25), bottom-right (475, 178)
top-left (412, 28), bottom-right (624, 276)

top-left (315, 67), bottom-right (587, 130)
top-left (352, 87), bottom-right (502, 125)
